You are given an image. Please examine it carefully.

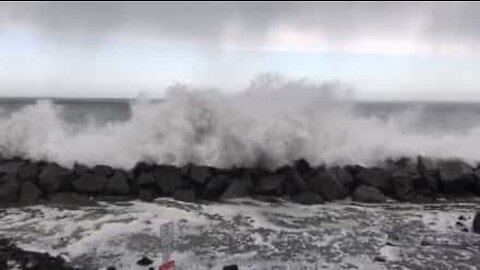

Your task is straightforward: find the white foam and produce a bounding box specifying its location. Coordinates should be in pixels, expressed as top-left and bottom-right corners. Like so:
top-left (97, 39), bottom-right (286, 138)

top-left (1, 75), bottom-right (480, 169)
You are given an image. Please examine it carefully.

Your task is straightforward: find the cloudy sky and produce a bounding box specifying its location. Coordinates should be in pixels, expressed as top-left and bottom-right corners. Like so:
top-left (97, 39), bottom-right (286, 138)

top-left (1, 1), bottom-right (480, 100)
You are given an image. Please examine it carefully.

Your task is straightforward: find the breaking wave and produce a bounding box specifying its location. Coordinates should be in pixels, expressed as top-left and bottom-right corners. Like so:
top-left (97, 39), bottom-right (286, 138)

top-left (1, 74), bottom-right (480, 169)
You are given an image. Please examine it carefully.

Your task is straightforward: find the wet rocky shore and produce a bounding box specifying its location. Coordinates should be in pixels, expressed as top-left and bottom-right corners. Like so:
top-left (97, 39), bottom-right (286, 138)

top-left (1, 156), bottom-right (480, 207)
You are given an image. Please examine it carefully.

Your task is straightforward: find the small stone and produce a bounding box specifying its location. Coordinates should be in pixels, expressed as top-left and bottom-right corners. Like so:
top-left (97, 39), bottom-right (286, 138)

top-left (137, 256), bottom-right (153, 266)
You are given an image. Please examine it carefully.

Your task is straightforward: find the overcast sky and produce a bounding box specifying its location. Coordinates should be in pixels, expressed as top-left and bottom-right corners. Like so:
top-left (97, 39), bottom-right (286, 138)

top-left (1, 1), bottom-right (480, 100)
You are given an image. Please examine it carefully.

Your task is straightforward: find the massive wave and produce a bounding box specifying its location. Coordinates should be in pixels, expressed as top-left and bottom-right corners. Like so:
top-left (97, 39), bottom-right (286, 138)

top-left (0, 74), bottom-right (479, 169)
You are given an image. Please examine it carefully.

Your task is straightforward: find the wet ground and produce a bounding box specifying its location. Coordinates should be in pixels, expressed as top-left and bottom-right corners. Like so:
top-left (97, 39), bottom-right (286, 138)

top-left (1, 199), bottom-right (480, 270)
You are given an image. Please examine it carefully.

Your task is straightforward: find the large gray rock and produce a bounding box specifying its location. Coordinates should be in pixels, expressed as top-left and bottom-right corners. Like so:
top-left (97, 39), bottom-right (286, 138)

top-left (282, 170), bottom-right (307, 196)
top-left (0, 175), bottom-right (20, 204)
top-left (93, 165), bottom-right (113, 177)
top-left (154, 165), bottom-right (183, 194)
top-left (418, 156), bottom-right (437, 175)
top-left (437, 160), bottom-right (474, 194)
top-left (73, 173), bottom-right (108, 193)
top-left (356, 168), bottom-right (392, 194)
top-left (17, 162), bottom-right (40, 182)
top-left (137, 172), bottom-right (156, 187)
top-left (253, 174), bottom-right (284, 195)
top-left (0, 161), bottom-right (23, 177)
top-left (188, 165), bottom-right (212, 185)
top-left (172, 189), bottom-right (196, 202)
top-left (352, 185), bottom-right (387, 203)
top-left (38, 164), bottom-right (71, 193)
top-left (332, 167), bottom-right (354, 189)
top-left (291, 191), bottom-right (324, 205)
top-left (310, 170), bottom-right (348, 201)
top-left (18, 181), bottom-right (43, 205)
top-left (220, 177), bottom-right (252, 200)
top-left (105, 171), bottom-right (130, 195)
top-left (203, 175), bottom-right (230, 200)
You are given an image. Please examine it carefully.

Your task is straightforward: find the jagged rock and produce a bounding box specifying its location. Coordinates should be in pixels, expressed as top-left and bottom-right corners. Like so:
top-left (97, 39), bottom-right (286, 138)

top-left (105, 171), bottom-right (130, 195)
top-left (223, 265), bottom-right (239, 270)
top-left (356, 168), bottom-right (392, 194)
top-left (154, 165), bottom-right (183, 194)
top-left (332, 167), bottom-right (355, 189)
top-left (73, 173), bottom-right (108, 193)
top-left (49, 192), bottom-right (92, 205)
top-left (473, 212), bottom-right (480, 234)
top-left (391, 172), bottom-right (414, 200)
top-left (291, 191), bottom-right (324, 205)
top-left (38, 164), bottom-right (71, 193)
top-left (0, 161), bottom-right (23, 177)
top-left (438, 160), bottom-right (474, 193)
top-left (203, 175), bottom-right (230, 200)
top-left (253, 174), bottom-right (284, 195)
top-left (93, 165), bottom-right (113, 177)
top-left (220, 180), bottom-right (251, 200)
top-left (188, 165), bottom-right (212, 185)
top-left (310, 170), bottom-right (348, 201)
top-left (352, 185), bottom-right (387, 203)
top-left (418, 156), bottom-right (438, 174)
top-left (0, 175), bottom-right (20, 204)
top-left (137, 172), bottom-right (156, 187)
top-left (172, 189), bottom-right (196, 202)
top-left (137, 256), bottom-right (153, 266)
top-left (73, 163), bottom-right (89, 176)
top-left (282, 169), bottom-right (308, 196)
top-left (18, 181), bottom-right (43, 205)
top-left (17, 162), bottom-right (40, 182)
top-left (138, 189), bottom-right (157, 202)
top-left (293, 159), bottom-right (314, 179)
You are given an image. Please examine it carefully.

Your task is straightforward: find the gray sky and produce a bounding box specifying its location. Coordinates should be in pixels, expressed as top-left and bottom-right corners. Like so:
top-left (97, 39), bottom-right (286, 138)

top-left (1, 1), bottom-right (480, 100)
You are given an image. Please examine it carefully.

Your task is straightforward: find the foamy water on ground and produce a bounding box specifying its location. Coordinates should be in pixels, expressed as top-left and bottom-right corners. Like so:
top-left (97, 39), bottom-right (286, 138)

top-left (1, 199), bottom-right (480, 270)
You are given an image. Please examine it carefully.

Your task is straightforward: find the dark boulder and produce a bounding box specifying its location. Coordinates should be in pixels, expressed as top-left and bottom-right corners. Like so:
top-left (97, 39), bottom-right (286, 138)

top-left (356, 168), bottom-right (392, 194)
top-left (172, 189), bottom-right (196, 202)
top-left (137, 256), bottom-right (153, 266)
top-left (92, 165), bottom-right (113, 177)
top-left (310, 170), bottom-right (348, 201)
top-left (418, 156), bottom-right (437, 175)
top-left (137, 172), bottom-right (156, 187)
top-left (73, 164), bottom-right (89, 177)
top-left (105, 171), bottom-right (130, 195)
top-left (282, 170), bottom-right (308, 196)
top-left (437, 160), bottom-right (474, 194)
top-left (17, 162), bottom-right (40, 182)
top-left (223, 265), bottom-right (239, 270)
top-left (203, 175), bottom-right (230, 200)
top-left (220, 177), bottom-right (252, 200)
top-left (391, 171), bottom-right (415, 200)
top-left (188, 165), bottom-right (212, 185)
top-left (293, 158), bottom-right (314, 179)
top-left (352, 185), bottom-right (387, 203)
top-left (473, 212), bottom-right (480, 234)
top-left (0, 161), bottom-right (23, 177)
top-left (38, 164), bottom-right (71, 193)
top-left (18, 181), bottom-right (43, 205)
top-left (291, 191), bottom-right (324, 205)
top-left (73, 173), bottom-right (108, 193)
top-left (154, 165), bottom-right (183, 194)
top-left (138, 189), bottom-right (157, 202)
top-left (0, 175), bottom-right (20, 204)
top-left (332, 167), bottom-right (355, 190)
top-left (49, 192), bottom-right (92, 206)
top-left (253, 174), bottom-right (284, 196)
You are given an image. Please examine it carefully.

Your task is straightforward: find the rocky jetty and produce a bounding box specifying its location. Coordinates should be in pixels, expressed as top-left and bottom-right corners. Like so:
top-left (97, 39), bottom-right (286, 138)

top-left (1, 156), bottom-right (480, 207)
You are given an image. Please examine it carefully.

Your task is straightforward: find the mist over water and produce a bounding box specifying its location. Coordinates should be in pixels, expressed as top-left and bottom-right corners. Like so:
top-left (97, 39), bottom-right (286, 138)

top-left (1, 75), bottom-right (480, 169)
